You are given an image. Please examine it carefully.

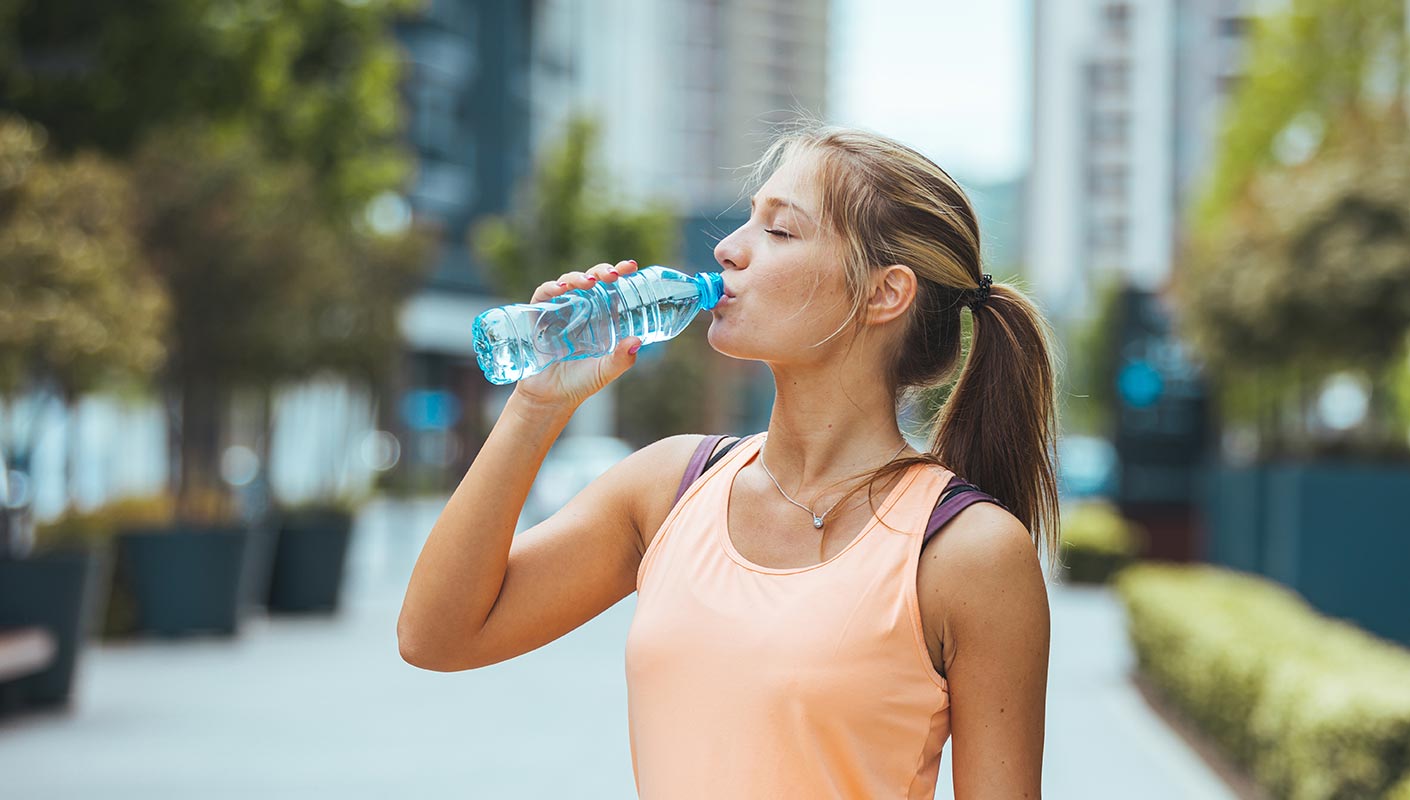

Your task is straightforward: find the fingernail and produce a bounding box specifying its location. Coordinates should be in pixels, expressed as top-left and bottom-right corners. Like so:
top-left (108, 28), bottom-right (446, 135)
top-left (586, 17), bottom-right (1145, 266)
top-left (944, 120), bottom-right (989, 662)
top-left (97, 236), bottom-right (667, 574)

top-left (588, 275), bottom-right (598, 281)
top-left (627, 260), bottom-right (637, 266)
top-left (629, 343), bottom-right (641, 355)
top-left (609, 268), bottom-right (619, 275)
top-left (557, 281), bottom-right (567, 287)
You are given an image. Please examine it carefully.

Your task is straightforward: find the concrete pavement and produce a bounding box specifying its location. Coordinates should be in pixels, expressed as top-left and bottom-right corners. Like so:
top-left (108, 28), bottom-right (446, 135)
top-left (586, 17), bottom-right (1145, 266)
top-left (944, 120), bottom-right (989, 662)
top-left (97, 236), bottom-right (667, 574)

top-left (0, 496), bottom-right (1237, 799)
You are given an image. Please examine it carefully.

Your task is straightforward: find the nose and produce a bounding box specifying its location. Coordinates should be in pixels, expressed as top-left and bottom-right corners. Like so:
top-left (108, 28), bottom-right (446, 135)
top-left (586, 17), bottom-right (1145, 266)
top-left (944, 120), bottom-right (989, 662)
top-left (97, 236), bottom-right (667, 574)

top-left (714, 225), bottom-right (745, 272)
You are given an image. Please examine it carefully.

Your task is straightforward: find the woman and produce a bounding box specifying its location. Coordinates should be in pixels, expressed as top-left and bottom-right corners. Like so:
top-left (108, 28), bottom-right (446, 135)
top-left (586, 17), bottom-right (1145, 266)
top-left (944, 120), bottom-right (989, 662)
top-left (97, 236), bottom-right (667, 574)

top-left (399, 121), bottom-right (1058, 798)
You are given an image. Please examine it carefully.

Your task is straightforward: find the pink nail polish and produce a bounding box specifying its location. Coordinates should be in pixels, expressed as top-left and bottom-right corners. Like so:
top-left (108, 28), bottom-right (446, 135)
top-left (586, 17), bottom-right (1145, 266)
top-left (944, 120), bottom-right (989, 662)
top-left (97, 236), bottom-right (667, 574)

top-left (588, 275), bottom-right (598, 281)
top-left (629, 343), bottom-right (641, 355)
top-left (557, 281), bottom-right (567, 287)
top-left (609, 269), bottom-right (619, 275)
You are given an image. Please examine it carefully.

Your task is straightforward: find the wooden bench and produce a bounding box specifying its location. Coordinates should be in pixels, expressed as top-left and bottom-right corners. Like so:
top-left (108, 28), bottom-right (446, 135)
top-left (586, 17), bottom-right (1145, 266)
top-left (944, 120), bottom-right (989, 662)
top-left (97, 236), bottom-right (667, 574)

top-left (0, 626), bottom-right (57, 683)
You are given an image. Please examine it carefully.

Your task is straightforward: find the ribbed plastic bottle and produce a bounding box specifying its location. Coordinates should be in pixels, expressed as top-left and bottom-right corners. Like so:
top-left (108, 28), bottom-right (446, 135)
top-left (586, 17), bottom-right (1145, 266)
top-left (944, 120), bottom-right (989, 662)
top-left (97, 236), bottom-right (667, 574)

top-left (472, 265), bottom-right (725, 385)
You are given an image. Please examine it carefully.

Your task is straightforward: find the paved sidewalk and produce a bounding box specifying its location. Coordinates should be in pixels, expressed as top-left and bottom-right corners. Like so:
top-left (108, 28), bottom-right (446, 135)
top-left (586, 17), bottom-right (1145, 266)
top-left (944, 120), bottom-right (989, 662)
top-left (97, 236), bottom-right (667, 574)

top-left (0, 497), bottom-right (1236, 799)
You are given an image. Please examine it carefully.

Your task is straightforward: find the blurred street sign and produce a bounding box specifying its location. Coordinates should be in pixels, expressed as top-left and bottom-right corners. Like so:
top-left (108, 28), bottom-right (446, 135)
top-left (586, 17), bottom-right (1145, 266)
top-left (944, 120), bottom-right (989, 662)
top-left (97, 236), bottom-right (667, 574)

top-left (1112, 288), bottom-right (1212, 506)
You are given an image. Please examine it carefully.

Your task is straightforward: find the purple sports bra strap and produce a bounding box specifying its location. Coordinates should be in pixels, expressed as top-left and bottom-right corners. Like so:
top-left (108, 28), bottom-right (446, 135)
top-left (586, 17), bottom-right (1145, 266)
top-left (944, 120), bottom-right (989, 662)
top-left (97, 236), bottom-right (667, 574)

top-left (674, 434), bottom-right (732, 505)
top-left (923, 477), bottom-right (1006, 546)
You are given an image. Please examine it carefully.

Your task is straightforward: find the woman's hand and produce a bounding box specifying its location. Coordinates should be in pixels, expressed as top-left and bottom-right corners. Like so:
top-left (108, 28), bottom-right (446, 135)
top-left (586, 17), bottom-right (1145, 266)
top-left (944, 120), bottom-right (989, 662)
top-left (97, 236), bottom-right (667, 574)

top-left (511, 259), bottom-right (644, 412)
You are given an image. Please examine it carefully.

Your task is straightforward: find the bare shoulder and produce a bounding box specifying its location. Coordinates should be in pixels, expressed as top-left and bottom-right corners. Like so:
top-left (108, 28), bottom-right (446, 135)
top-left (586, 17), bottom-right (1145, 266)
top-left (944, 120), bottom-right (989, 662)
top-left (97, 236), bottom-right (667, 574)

top-left (622, 433), bottom-right (721, 556)
top-left (917, 501), bottom-right (1050, 674)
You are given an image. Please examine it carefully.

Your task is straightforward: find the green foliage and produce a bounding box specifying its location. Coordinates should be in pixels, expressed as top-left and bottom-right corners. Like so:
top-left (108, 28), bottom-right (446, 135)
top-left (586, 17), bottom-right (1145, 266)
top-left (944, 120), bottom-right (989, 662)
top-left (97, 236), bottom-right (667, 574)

top-left (1177, 116), bottom-right (1410, 456)
top-left (1191, 0), bottom-right (1408, 230)
top-left (1058, 499), bottom-right (1145, 584)
top-left (1175, 0), bottom-right (1410, 457)
top-left (0, 114), bottom-right (166, 399)
top-left (132, 124), bottom-right (430, 518)
top-left (0, 0), bottom-right (421, 219)
top-left (32, 494), bottom-right (175, 553)
top-left (1115, 563), bottom-right (1410, 798)
top-left (472, 114), bottom-right (679, 302)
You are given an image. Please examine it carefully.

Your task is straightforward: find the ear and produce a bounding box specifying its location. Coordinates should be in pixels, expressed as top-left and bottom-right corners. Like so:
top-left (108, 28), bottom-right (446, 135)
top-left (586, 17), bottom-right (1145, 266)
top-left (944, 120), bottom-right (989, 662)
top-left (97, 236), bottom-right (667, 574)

top-left (865, 265), bottom-right (917, 326)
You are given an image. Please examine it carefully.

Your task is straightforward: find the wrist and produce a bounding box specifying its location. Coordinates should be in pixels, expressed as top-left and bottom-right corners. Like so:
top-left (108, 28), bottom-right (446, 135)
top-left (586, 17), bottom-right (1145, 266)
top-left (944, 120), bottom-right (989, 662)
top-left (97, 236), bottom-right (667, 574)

top-left (506, 389), bottom-right (576, 425)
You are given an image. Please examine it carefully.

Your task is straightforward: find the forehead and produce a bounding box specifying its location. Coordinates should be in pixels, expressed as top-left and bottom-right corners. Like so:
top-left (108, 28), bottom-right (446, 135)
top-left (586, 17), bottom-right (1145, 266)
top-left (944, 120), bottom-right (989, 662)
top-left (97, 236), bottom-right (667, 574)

top-left (759, 151), bottom-right (819, 197)
top-left (752, 153), bottom-right (821, 220)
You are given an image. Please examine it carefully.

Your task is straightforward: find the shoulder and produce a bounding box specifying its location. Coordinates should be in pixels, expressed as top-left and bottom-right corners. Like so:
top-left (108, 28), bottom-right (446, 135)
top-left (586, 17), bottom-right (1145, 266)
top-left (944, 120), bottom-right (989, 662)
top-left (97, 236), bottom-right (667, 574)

top-left (917, 501), bottom-right (1049, 658)
top-left (624, 434), bottom-right (734, 555)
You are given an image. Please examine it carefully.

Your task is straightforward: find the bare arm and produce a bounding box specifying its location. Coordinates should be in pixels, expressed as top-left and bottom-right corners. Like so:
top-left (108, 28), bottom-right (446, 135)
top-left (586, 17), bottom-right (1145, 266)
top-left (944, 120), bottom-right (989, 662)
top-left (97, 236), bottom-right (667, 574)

top-left (398, 259), bottom-right (650, 671)
top-left (396, 389), bottom-right (577, 671)
top-left (922, 504), bottom-right (1050, 798)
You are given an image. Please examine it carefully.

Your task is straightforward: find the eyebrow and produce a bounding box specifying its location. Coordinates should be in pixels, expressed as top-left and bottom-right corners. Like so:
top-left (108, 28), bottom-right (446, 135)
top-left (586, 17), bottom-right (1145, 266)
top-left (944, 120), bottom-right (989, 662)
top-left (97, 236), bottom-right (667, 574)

top-left (750, 194), bottom-right (815, 225)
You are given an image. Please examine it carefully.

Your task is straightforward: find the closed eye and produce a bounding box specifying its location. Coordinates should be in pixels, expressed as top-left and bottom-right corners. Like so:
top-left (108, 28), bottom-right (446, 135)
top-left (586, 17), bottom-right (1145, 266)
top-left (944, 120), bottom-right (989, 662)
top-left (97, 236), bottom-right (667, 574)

top-left (765, 229), bottom-right (792, 239)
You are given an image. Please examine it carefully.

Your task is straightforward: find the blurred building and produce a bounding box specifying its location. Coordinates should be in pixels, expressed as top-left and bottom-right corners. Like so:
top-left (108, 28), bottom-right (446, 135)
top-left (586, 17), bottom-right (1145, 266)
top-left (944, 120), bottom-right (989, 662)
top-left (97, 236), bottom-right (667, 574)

top-left (530, 0), bottom-right (831, 213)
top-left (1025, 0), bottom-right (1269, 326)
top-left (386, 0), bottom-right (534, 491)
top-left (384, 0), bottom-right (833, 485)
top-left (522, 0), bottom-right (832, 440)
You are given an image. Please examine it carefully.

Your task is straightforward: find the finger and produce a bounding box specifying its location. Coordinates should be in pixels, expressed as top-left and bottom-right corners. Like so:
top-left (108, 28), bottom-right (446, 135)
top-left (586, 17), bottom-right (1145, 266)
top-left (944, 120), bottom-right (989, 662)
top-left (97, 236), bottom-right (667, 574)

top-left (612, 259), bottom-right (639, 278)
top-left (530, 280), bottom-right (565, 303)
top-left (557, 270), bottom-right (598, 290)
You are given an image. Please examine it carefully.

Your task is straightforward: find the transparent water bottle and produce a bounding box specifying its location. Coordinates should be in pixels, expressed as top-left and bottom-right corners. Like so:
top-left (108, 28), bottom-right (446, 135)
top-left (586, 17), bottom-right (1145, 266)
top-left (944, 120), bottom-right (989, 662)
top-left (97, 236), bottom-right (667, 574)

top-left (472, 265), bottom-right (725, 385)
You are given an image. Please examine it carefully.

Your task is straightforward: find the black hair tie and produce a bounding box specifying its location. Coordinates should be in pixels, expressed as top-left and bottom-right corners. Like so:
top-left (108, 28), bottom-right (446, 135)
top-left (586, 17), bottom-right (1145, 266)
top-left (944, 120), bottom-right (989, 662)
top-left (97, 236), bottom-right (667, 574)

top-left (967, 273), bottom-right (993, 311)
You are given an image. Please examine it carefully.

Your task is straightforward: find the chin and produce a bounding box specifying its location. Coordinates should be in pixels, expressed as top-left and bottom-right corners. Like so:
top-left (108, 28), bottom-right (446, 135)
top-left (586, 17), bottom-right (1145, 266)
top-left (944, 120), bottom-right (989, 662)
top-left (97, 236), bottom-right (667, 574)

top-left (705, 318), bottom-right (766, 361)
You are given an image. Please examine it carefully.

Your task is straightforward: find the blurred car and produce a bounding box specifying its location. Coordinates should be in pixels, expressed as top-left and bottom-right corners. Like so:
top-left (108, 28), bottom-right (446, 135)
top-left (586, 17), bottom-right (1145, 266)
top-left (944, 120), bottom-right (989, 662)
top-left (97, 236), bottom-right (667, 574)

top-left (522, 435), bottom-right (638, 529)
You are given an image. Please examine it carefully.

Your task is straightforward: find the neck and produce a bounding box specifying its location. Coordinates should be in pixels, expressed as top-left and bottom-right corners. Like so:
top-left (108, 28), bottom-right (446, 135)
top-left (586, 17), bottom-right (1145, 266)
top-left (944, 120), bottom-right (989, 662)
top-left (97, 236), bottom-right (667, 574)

top-left (759, 369), bottom-right (913, 503)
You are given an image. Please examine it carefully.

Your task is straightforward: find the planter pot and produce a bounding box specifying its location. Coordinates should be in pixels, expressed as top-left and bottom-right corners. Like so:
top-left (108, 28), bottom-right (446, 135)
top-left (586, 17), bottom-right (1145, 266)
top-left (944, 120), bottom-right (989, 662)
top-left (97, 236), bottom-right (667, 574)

top-left (115, 524), bottom-right (250, 637)
top-left (0, 549), bottom-right (101, 711)
top-left (266, 509), bottom-right (354, 614)
top-left (1261, 461), bottom-right (1410, 647)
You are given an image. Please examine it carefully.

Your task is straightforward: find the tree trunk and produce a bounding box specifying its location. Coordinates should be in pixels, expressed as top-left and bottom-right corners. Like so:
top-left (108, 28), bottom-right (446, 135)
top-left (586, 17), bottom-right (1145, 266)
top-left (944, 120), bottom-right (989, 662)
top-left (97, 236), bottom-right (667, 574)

top-left (178, 377), bottom-right (228, 522)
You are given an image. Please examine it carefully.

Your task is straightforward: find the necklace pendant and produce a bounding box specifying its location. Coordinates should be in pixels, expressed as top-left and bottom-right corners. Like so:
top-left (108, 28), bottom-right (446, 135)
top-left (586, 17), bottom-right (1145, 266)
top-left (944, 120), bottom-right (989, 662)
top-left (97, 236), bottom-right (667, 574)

top-left (812, 515), bottom-right (824, 529)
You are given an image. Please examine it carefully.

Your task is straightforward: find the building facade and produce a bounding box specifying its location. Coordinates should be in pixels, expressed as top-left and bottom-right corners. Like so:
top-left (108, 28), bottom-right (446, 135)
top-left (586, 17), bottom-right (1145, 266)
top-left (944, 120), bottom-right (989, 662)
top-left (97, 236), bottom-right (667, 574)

top-left (1025, 0), bottom-right (1268, 328)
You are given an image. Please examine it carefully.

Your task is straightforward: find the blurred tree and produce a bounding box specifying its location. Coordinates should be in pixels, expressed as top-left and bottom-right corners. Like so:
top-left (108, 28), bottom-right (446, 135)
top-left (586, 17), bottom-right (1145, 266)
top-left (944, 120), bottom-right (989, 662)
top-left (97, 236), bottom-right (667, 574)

top-left (133, 125), bottom-right (430, 521)
top-left (1190, 0), bottom-right (1408, 230)
top-left (0, 114), bottom-right (167, 549)
top-left (0, 1), bottom-right (435, 516)
top-left (1178, 0), bottom-right (1410, 458)
top-left (0, 0), bottom-right (420, 220)
top-left (471, 114), bottom-right (707, 444)
top-left (1062, 272), bottom-right (1125, 438)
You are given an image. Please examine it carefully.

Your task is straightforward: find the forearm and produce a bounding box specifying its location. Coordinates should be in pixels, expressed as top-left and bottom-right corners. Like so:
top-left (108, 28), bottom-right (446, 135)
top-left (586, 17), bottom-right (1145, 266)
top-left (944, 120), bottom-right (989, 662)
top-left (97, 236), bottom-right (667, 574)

top-left (397, 389), bottom-right (575, 667)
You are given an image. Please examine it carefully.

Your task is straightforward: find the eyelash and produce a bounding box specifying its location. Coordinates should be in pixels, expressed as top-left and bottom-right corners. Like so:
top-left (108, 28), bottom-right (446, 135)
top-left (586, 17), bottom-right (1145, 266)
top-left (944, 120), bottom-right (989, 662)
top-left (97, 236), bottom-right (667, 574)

top-left (765, 229), bottom-right (792, 239)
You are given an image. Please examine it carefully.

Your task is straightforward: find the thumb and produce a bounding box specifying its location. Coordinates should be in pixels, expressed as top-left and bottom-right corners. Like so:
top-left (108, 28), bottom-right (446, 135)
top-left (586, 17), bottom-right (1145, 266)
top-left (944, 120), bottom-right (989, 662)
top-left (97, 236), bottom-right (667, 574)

top-left (606, 336), bottom-right (643, 375)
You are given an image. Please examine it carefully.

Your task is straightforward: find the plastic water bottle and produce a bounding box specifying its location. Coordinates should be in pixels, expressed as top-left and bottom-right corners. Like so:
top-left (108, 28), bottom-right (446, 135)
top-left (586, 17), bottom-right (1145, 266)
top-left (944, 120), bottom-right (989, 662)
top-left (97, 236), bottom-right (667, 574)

top-left (472, 265), bottom-right (725, 385)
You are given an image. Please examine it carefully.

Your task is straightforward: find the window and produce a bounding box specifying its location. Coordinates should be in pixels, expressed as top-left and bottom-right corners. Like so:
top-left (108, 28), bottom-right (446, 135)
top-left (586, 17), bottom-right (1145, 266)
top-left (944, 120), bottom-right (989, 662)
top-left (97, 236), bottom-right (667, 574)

top-left (412, 77), bottom-right (461, 159)
top-left (1088, 60), bottom-right (1130, 95)
top-left (1217, 16), bottom-right (1250, 38)
top-left (1090, 112), bottom-right (1129, 146)
top-left (1102, 3), bottom-right (1132, 40)
top-left (1089, 164), bottom-right (1128, 200)
top-left (1090, 217), bottom-right (1129, 252)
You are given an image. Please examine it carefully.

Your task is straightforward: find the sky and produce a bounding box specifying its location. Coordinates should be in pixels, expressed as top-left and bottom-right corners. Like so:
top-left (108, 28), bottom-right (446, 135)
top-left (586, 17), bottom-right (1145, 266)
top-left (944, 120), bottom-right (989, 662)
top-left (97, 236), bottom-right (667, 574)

top-left (828, 0), bottom-right (1030, 184)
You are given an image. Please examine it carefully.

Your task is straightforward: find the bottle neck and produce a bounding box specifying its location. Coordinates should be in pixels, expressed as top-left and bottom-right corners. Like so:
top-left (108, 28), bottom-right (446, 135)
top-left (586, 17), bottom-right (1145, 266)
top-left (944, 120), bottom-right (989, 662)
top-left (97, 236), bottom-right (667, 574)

top-left (693, 271), bottom-right (725, 310)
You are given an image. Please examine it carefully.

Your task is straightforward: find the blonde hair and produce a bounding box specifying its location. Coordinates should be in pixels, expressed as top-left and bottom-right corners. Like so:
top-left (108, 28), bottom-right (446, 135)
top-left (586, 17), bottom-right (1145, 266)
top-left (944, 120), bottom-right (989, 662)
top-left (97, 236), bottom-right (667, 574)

top-left (740, 117), bottom-right (1062, 575)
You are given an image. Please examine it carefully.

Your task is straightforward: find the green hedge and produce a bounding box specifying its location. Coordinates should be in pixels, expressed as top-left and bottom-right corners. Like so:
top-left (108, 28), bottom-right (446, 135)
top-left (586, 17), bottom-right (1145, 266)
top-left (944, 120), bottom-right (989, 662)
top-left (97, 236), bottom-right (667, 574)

top-left (1059, 500), bottom-right (1146, 584)
top-left (1115, 564), bottom-right (1410, 799)
top-left (1116, 567), bottom-right (1404, 795)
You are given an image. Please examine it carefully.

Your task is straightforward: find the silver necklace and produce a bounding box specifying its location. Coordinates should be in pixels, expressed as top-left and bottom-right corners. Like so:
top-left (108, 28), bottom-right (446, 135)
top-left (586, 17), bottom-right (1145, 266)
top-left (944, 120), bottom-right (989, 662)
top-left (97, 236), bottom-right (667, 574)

top-left (758, 440), bottom-right (909, 529)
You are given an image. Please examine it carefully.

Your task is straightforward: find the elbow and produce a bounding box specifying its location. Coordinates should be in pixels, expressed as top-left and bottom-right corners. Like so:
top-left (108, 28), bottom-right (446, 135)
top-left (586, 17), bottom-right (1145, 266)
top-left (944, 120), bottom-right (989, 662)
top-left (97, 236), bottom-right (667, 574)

top-left (397, 617), bottom-right (478, 672)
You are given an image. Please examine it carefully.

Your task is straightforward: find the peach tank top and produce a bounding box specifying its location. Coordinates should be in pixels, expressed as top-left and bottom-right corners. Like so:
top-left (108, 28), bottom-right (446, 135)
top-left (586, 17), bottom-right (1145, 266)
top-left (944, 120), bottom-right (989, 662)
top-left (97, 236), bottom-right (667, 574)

top-left (626, 431), bottom-right (958, 799)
